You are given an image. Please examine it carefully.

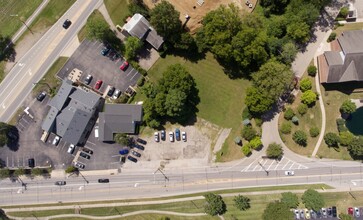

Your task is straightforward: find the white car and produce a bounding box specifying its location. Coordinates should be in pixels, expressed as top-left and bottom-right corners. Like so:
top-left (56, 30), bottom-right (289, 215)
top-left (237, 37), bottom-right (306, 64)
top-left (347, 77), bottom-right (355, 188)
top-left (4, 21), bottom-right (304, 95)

top-left (181, 131), bottom-right (187, 142)
top-left (52, 136), bottom-right (60, 146)
top-left (112, 89), bottom-right (121, 100)
top-left (284, 170), bottom-right (294, 176)
top-left (67, 144), bottom-right (75, 154)
top-left (169, 131), bottom-right (174, 142)
top-left (355, 207), bottom-right (360, 217)
top-left (154, 132), bottom-right (159, 142)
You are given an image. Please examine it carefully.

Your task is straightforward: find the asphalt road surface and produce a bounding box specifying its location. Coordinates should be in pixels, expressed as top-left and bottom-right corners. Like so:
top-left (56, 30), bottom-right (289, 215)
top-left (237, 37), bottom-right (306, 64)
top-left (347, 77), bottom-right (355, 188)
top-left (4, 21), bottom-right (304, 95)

top-left (0, 0), bottom-right (102, 122)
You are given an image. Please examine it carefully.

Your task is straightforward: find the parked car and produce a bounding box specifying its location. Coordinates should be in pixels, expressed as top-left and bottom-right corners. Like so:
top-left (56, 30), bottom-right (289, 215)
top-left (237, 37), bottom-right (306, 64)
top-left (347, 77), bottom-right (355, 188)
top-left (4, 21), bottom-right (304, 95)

top-left (67, 144), bottom-right (75, 154)
top-left (133, 144), bottom-right (144, 150)
top-left (321, 208), bottom-right (327, 217)
top-left (327, 207), bottom-right (332, 217)
top-left (300, 210), bottom-right (304, 219)
top-left (161, 130), bottom-right (166, 141)
top-left (348, 207), bottom-right (354, 215)
top-left (94, 80), bottom-right (103, 90)
top-left (154, 132), bottom-right (159, 142)
top-left (112, 89), bottom-right (121, 100)
top-left (52, 136), bottom-right (60, 146)
top-left (80, 152), bottom-right (90, 159)
top-left (119, 149), bottom-right (129, 155)
top-left (175, 128), bottom-right (180, 141)
top-left (74, 162), bottom-right (85, 169)
top-left (294, 209), bottom-right (300, 219)
top-left (127, 155), bottom-right (137, 163)
top-left (120, 61), bottom-right (129, 71)
top-left (98, 178), bottom-right (109, 183)
top-left (62, 19), bottom-right (72, 29)
top-left (55, 181), bottom-right (66, 186)
top-left (131, 150), bottom-right (141, 157)
top-left (82, 148), bottom-right (93, 155)
top-left (310, 210), bottom-right (317, 219)
top-left (101, 48), bottom-right (110, 56)
top-left (284, 170), bottom-right (294, 176)
top-left (332, 206), bottom-right (337, 217)
top-left (182, 131), bottom-right (187, 142)
top-left (355, 207), bottom-right (360, 217)
top-left (136, 138), bottom-right (147, 145)
top-left (36, 91), bottom-right (46, 101)
top-left (169, 131), bottom-right (174, 142)
top-left (304, 209), bottom-right (310, 219)
top-left (84, 74), bottom-right (92, 85)
top-left (28, 158), bottom-right (35, 168)
top-left (107, 86), bottom-right (115, 96)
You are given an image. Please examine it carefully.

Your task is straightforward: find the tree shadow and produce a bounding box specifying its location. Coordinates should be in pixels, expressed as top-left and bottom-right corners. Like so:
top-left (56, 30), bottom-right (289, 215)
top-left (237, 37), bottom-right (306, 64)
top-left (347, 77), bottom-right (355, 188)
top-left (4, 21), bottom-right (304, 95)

top-left (0, 37), bottom-right (16, 62)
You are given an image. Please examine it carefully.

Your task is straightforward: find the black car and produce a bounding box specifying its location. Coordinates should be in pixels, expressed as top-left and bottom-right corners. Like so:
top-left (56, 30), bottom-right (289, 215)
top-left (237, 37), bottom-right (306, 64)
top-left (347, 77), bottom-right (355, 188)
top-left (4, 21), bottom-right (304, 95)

top-left (28, 158), bottom-right (35, 168)
top-left (36, 91), bottom-right (46, 101)
top-left (55, 181), bottom-right (66, 186)
top-left (175, 128), bottom-right (180, 141)
top-left (136, 138), bottom-right (147, 145)
top-left (132, 144), bottom-right (144, 151)
top-left (161, 130), bottom-right (166, 141)
top-left (332, 206), bottom-right (337, 217)
top-left (80, 152), bottom-right (90, 159)
top-left (131, 150), bottom-right (141, 157)
top-left (127, 155), bottom-right (138, 163)
top-left (98, 178), bottom-right (110, 183)
top-left (62, 19), bottom-right (72, 29)
top-left (82, 148), bottom-right (93, 154)
top-left (84, 74), bottom-right (93, 85)
top-left (107, 86), bottom-right (115, 96)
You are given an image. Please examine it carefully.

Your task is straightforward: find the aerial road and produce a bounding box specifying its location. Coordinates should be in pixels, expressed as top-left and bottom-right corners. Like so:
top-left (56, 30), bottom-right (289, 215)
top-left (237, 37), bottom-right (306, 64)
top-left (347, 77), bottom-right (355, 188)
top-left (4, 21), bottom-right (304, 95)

top-left (0, 0), bottom-right (102, 122)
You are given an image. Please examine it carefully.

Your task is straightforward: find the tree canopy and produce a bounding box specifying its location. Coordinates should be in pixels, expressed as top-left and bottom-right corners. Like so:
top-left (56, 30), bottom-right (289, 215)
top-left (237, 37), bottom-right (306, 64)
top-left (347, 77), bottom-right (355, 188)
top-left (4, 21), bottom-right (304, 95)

top-left (266, 143), bottom-right (283, 159)
top-left (340, 100), bottom-right (356, 115)
top-left (203, 193), bottom-right (226, 216)
top-left (324, 132), bottom-right (340, 147)
top-left (86, 12), bottom-right (110, 41)
top-left (281, 192), bottom-right (299, 208)
top-left (347, 136), bottom-right (363, 158)
top-left (124, 36), bottom-right (143, 60)
top-left (233, 195), bottom-right (251, 211)
top-left (301, 189), bottom-right (325, 211)
top-left (263, 201), bottom-right (293, 220)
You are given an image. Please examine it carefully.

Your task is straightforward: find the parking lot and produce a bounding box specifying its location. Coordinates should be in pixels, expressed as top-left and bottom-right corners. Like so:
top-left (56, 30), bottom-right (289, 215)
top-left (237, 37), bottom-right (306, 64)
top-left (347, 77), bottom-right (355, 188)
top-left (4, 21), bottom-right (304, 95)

top-left (57, 40), bottom-right (141, 95)
top-left (292, 206), bottom-right (363, 219)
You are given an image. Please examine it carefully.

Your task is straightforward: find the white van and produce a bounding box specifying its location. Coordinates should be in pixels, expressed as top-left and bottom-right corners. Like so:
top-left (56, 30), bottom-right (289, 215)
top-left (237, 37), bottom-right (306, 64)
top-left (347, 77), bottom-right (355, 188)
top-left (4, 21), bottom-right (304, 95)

top-left (94, 126), bottom-right (99, 138)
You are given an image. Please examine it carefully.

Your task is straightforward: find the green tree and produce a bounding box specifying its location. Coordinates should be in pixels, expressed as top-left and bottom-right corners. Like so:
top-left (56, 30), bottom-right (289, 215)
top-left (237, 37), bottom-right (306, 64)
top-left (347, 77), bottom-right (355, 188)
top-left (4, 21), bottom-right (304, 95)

top-left (245, 87), bottom-right (274, 115)
top-left (0, 168), bottom-right (10, 179)
top-left (324, 132), bottom-right (340, 147)
top-left (281, 192), bottom-right (299, 208)
top-left (241, 125), bottom-right (257, 141)
top-left (301, 189), bottom-right (325, 211)
top-left (339, 213), bottom-right (354, 220)
top-left (299, 78), bottom-right (312, 92)
top-left (284, 108), bottom-right (295, 120)
top-left (31, 168), bottom-right (44, 176)
top-left (242, 143), bottom-right (252, 156)
top-left (348, 136), bottom-right (363, 158)
top-left (280, 122), bottom-right (292, 134)
top-left (308, 66), bottom-right (317, 76)
top-left (339, 7), bottom-right (349, 18)
top-left (301, 90), bottom-right (317, 105)
top-left (233, 195), bottom-right (250, 211)
top-left (150, 0), bottom-right (181, 43)
top-left (203, 193), bottom-right (226, 216)
top-left (128, 0), bottom-right (150, 18)
top-left (287, 21), bottom-right (310, 43)
top-left (260, 0), bottom-right (290, 14)
top-left (266, 143), bottom-right (283, 159)
top-left (114, 133), bottom-right (131, 146)
top-left (339, 131), bottom-right (354, 146)
top-left (263, 201), bottom-right (293, 220)
top-left (0, 122), bottom-right (12, 147)
top-left (124, 36), bottom-right (143, 60)
top-left (249, 137), bottom-right (262, 150)
top-left (293, 130), bottom-right (307, 146)
top-left (280, 42), bottom-right (298, 64)
top-left (13, 168), bottom-right (25, 176)
top-left (0, 35), bottom-right (15, 62)
top-left (309, 127), bottom-right (320, 137)
top-left (0, 208), bottom-right (10, 220)
top-left (340, 100), bottom-right (356, 115)
top-left (297, 103), bottom-right (308, 115)
top-left (65, 166), bottom-right (77, 174)
top-left (86, 11), bottom-right (110, 40)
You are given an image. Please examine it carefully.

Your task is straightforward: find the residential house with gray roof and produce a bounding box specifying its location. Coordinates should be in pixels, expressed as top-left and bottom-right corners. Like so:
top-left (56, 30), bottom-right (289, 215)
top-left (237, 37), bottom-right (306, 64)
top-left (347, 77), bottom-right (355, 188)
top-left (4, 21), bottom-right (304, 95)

top-left (42, 79), bottom-right (101, 145)
top-left (318, 30), bottom-right (363, 83)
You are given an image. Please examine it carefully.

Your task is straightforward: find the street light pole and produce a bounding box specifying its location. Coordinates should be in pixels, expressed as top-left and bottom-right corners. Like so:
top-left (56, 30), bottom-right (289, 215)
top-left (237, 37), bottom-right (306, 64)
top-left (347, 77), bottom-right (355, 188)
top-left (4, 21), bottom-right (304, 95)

top-left (10, 14), bottom-right (33, 34)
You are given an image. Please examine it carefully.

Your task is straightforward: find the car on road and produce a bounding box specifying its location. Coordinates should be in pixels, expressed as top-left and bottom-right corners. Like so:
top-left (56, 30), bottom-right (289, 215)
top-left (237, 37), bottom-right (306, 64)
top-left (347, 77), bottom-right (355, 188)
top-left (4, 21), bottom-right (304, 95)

top-left (112, 89), bottom-right (121, 100)
top-left (120, 61), bottom-right (129, 71)
top-left (80, 152), bottom-right (91, 159)
top-left (161, 130), bottom-right (165, 141)
top-left (136, 138), bottom-right (147, 145)
top-left (94, 80), bottom-right (103, 90)
top-left (284, 170), bottom-right (294, 176)
top-left (154, 132), bottom-right (159, 142)
top-left (355, 207), bottom-right (360, 217)
top-left (67, 144), bottom-right (75, 154)
top-left (127, 155), bottom-right (137, 163)
top-left (132, 144), bottom-right (144, 151)
top-left (28, 158), bottom-right (35, 168)
top-left (131, 150), bottom-right (141, 157)
top-left (36, 91), bottom-right (46, 102)
top-left (62, 19), bottom-right (72, 29)
top-left (169, 131), bottom-right (174, 142)
top-left (348, 207), bottom-right (353, 215)
top-left (175, 128), bottom-right (180, 141)
top-left (82, 148), bottom-right (93, 155)
top-left (304, 209), bottom-right (310, 219)
top-left (332, 206), bottom-right (337, 217)
top-left (74, 162), bottom-right (85, 169)
top-left (84, 74), bottom-right (93, 85)
top-left (107, 86), bottom-right (115, 96)
top-left (55, 181), bottom-right (66, 186)
top-left (98, 179), bottom-right (109, 183)
top-left (101, 48), bottom-right (110, 56)
top-left (182, 131), bottom-right (187, 142)
top-left (52, 136), bottom-right (60, 146)
top-left (119, 149), bottom-right (129, 155)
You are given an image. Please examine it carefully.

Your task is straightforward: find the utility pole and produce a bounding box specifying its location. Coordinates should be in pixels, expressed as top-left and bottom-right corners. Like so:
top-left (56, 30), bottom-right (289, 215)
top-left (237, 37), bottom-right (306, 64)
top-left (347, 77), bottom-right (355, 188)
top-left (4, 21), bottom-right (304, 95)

top-left (258, 161), bottom-right (269, 176)
top-left (10, 14), bottom-right (33, 34)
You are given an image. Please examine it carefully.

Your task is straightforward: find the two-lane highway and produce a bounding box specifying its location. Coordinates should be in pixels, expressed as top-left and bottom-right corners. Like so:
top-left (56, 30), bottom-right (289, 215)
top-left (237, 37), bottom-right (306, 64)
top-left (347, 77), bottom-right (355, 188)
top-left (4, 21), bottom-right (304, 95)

top-left (0, 0), bottom-right (102, 122)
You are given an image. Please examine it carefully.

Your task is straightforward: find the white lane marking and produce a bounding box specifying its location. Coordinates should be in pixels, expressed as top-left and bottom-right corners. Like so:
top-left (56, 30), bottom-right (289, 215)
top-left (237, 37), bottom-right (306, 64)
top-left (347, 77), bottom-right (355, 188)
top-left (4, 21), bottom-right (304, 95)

top-left (0, 64), bottom-right (26, 98)
top-left (267, 161), bottom-right (274, 170)
top-left (252, 165), bottom-right (260, 171)
top-left (130, 72), bottom-right (139, 81)
top-left (289, 162), bottom-right (296, 170)
top-left (87, 141), bottom-right (95, 145)
top-left (281, 160), bottom-right (291, 170)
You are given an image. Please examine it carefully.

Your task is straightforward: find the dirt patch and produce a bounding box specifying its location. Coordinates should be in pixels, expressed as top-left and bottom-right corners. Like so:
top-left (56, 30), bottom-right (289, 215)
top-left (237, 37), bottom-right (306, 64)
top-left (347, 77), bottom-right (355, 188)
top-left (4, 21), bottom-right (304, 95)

top-left (143, 0), bottom-right (256, 33)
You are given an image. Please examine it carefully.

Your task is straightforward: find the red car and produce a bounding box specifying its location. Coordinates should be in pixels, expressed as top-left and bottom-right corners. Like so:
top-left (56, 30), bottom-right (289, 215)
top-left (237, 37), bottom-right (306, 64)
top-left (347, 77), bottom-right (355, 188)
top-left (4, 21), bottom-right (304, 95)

top-left (119, 61), bottom-right (129, 71)
top-left (94, 80), bottom-right (103, 90)
top-left (348, 207), bottom-right (354, 215)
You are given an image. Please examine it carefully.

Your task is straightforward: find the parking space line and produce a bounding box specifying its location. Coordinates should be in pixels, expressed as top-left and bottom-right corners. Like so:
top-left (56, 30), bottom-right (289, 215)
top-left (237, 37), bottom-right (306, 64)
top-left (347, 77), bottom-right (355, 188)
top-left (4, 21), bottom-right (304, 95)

top-left (252, 165), bottom-right (260, 171)
top-left (288, 162), bottom-right (296, 170)
top-left (126, 69), bottom-right (135, 77)
top-left (130, 72), bottom-right (139, 81)
top-left (266, 161), bottom-right (274, 170)
top-left (281, 160), bottom-right (291, 170)
top-left (261, 160), bottom-right (268, 167)
top-left (87, 141), bottom-right (96, 146)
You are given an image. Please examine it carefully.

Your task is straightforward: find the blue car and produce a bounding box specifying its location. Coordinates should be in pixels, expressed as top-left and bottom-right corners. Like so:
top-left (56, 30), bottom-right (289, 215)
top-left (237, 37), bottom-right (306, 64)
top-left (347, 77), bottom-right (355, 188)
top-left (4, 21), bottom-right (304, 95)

top-left (175, 128), bottom-right (180, 141)
top-left (119, 149), bottom-right (129, 155)
top-left (101, 48), bottom-right (110, 56)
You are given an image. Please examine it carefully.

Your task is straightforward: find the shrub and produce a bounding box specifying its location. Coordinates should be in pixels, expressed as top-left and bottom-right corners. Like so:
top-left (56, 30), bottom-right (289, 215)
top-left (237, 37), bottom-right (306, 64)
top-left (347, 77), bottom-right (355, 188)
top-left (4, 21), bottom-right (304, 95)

top-left (327, 32), bottom-right (337, 42)
top-left (299, 78), bottom-right (312, 92)
top-left (13, 168), bottom-right (25, 176)
top-left (242, 107), bottom-right (252, 120)
top-left (292, 130), bottom-right (307, 146)
top-left (266, 143), bottom-right (283, 159)
top-left (242, 144), bottom-right (252, 156)
top-left (137, 77), bottom-right (145, 87)
top-left (339, 131), bottom-right (354, 146)
top-left (254, 117), bottom-right (263, 127)
top-left (307, 66), bottom-right (317, 77)
top-left (292, 116), bottom-right (299, 125)
top-left (309, 127), bottom-right (320, 137)
top-left (233, 195), bottom-right (251, 211)
top-left (301, 90), bottom-right (317, 106)
top-left (284, 108), bottom-right (295, 120)
top-left (339, 7), bottom-right (349, 18)
top-left (336, 118), bottom-right (348, 132)
top-left (340, 100), bottom-right (356, 115)
top-left (65, 166), bottom-right (77, 174)
top-left (324, 132), bottom-right (340, 147)
top-left (297, 104), bottom-right (308, 115)
top-left (241, 125), bottom-right (257, 141)
top-left (280, 122), bottom-right (292, 134)
top-left (250, 137), bottom-right (263, 150)
top-left (203, 193), bottom-right (226, 216)
top-left (0, 168), bottom-right (10, 179)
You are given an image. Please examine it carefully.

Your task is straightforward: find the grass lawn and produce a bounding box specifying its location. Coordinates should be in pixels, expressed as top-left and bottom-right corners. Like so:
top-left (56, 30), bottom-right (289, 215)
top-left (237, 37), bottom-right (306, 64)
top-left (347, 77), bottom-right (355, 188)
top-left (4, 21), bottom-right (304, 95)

top-left (279, 71), bottom-right (321, 156)
top-left (51, 216), bottom-right (217, 220)
top-left (104, 0), bottom-right (130, 26)
top-left (333, 22), bottom-right (363, 36)
top-left (0, 0), bottom-right (42, 37)
top-left (142, 53), bottom-right (250, 162)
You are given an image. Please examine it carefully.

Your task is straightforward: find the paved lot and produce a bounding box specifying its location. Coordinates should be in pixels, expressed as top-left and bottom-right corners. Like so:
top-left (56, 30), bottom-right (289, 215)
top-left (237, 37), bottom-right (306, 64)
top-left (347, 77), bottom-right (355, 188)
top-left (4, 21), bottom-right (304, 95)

top-left (241, 156), bottom-right (308, 173)
top-left (57, 40), bottom-right (141, 95)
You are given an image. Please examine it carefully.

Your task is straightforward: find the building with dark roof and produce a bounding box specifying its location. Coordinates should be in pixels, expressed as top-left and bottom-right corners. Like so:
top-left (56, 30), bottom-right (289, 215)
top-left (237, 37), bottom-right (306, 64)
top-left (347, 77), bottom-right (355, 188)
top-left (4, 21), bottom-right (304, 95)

top-left (122, 13), bottom-right (164, 50)
top-left (318, 30), bottom-right (363, 83)
top-left (98, 104), bottom-right (143, 142)
top-left (41, 80), bottom-right (101, 145)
